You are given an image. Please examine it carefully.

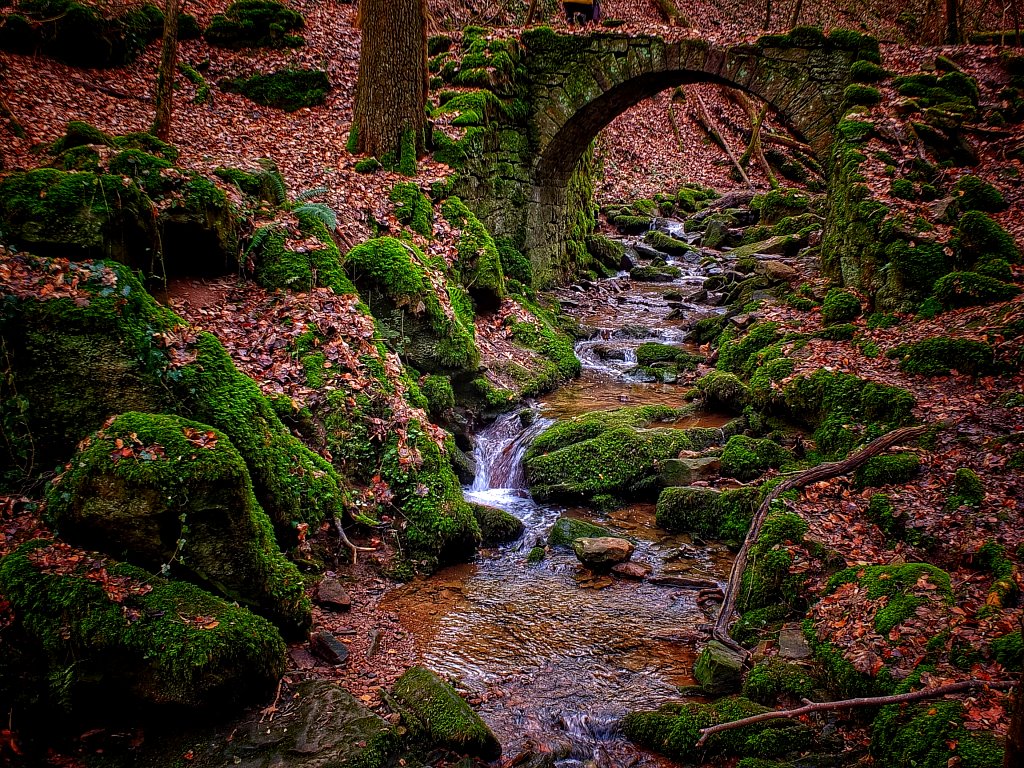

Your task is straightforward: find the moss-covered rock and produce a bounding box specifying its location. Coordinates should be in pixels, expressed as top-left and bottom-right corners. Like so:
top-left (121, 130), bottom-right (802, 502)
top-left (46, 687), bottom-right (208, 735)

top-left (696, 370), bottom-right (750, 413)
top-left (739, 509), bottom-right (808, 613)
top-left (524, 406), bottom-right (699, 502)
top-left (204, 0), bottom-right (304, 48)
top-left (630, 264), bottom-right (682, 282)
top-left (644, 229), bottom-right (695, 257)
top-left (953, 211), bottom-right (1021, 268)
top-left (585, 234), bottom-right (626, 272)
top-left (391, 182), bottom-right (434, 238)
top-left (742, 658), bottom-right (816, 704)
top-left (0, 539), bottom-right (285, 713)
top-left (248, 208), bottom-right (353, 295)
top-left (821, 288), bottom-right (862, 325)
top-left (390, 666), bottom-right (501, 759)
top-left (720, 435), bottom-right (792, 481)
top-left (471, 503), bottom-right (524, 545)
top-left (344, 237), bottom-right (480, 376)
top-left (694, 640), bottom-right (745, 694)
top-left (871, 698), bottom-right (1003, 768)
top-left (932, 271), bottom-right (1020, 309)
top-left (717, 322), bottom-right (783, 374)
top-left (45, 412), bottom-right (311, 634)
top-left (948, 466), bottom-right (985, 508)
top-left (656, 486), bottom-right (757, 542)
top-left (441, 197), bottom-right (505, 309)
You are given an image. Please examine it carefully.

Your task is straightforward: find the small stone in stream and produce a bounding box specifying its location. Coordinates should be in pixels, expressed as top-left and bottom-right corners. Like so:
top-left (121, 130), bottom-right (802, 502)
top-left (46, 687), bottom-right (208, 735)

top-left (694, 640), bottom-right (745, 694)
top-left (684, 288), bottom-right (708, 303)
top-left (757, 259), bottom-right (800, 282)
top-left (572, 536), bottom-right (635, 572)
top-left (663, 289), bottom-right (683, 301)
top-left (310, 630), bottom-right (349, 665)
top-left (315, 577), bottom-right (353, 611)
top-left (611, 561), bottom-right (652, 580)
top-left (648, 575), bottom-right (720, 589)
top-left (778, 624), bottom-right (812, 660)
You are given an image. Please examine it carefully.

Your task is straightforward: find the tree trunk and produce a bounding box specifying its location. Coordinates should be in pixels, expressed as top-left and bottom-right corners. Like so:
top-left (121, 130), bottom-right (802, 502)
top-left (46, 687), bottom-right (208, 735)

top-left (351, 0), bottom-right (427, 170)
top-left (788, 0), bottom-right (803, 28)
top-left (152, 0), bottom-right (183, 141)
top-left (762, 0), bottom-right (772, 30)
top-left (946, 0), bottom-right (960, 43)
top-left (526, 0), bottom-right (539, 25)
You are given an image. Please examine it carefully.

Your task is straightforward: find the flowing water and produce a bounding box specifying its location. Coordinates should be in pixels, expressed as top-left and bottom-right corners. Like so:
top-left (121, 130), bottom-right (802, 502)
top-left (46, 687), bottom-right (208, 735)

top-left (382, 236), bottom-right (733, 766)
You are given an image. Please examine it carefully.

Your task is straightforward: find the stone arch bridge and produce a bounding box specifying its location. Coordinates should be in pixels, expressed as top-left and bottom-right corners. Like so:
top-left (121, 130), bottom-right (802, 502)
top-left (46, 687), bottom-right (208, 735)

top-left (452, 28), bottom-right (873, 284)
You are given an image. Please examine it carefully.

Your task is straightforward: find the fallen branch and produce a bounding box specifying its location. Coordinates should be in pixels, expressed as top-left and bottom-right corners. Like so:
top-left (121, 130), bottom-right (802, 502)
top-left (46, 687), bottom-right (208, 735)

top-left (762, 131), bottom-right (812, 152)
top-left (712, 423), bottom-right (930, 654)
top-left (68, 75), bottom-right (151, 102)
top-left (695, 679), bottom-right (1016, 747)
top-left (692, 91), bottom-right (751, 188)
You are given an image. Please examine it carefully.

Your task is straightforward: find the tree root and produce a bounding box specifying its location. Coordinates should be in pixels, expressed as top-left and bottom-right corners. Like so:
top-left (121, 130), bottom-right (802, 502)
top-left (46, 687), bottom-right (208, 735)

top-left (695, 680), bottom-right (1015, 747)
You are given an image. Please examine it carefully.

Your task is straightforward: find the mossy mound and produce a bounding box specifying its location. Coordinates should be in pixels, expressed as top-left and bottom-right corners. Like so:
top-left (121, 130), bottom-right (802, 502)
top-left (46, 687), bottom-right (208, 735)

top-left (441, 197), bottom-right (506, 310)
top-left (932, 271), bottom-right (1020, 309)
top-left (45, 412), bottom-right (311, 635)
top-left (717, 322), bottom-right (783, 374)
top-left (0, 539), bottom-right (285, 713)
top-left (504, 295), bottom-right (581, 397)
top-left (471, 503), bottom-right (524, 545)
top-left (890, 337), bottom-right (997, 377)
top-left (821, 288), bottom-right (862, 325)
top-left (854, 452), bottom-right (920, 489)
top-left (524, 406), bottom-right (703, 502)
top-left (390, 666), bottom-right (501, 759)
top-left (656, 486), bottom-right (758, 542)
top-left (0, 257), bottom-right (345, 532)
top-left (221, 69), bottom-right (329, 111)
top-left (871, 699), bottom-right (1003, 768)
top-left (344, 237), bottom-right (480, 376)
top-left (630, 264), bottom-right (682, 282)
top-left (0, 0), bottom-right (164, 67)
top-left (720, 436), bottom-right (793, 481)
top-left (204, 0), bottom-right (304, 49)
top-left (248, 209), bottom-right (353, 295)
top-left (623, 696), bottom-right (811, 763)
top-left (826, 563), bottom-right (952, 635)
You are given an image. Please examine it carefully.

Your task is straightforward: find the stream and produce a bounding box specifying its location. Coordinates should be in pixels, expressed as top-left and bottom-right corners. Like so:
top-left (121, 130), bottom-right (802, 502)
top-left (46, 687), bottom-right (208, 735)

top-left (382, 231), bottom-right (738, 766)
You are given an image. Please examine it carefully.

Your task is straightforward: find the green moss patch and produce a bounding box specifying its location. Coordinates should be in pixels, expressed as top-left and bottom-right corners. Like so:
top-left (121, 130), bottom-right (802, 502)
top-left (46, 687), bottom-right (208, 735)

top-left (720, 435), bottom-right (792, 481)
top-left (221, 69), bottom-right (329, 111)
top-left (743, 658), bottom-right (816, 704)
top-left (391, 182), bottom-right (434, 238)
top-left (932, 271), bottom-right (1020, 309)
top-left (826, 563), bottom-right (952, 635)
top-left (854, 452), bottom-right (920, 489)
top-left (871, 699), bottom-right (1003, 768)
top-left (739, 509), bottom-right (808, 613)
top-left (441, 197), bottom-right (505, 309)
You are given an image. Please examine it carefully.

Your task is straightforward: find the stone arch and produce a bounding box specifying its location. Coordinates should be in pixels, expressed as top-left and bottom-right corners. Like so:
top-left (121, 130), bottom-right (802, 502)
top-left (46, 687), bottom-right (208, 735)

top-left (520, 32), bottom-right (860, 280)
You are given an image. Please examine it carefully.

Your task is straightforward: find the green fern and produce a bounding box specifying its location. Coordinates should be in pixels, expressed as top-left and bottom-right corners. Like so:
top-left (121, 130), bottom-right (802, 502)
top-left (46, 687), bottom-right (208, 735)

top-left (255, 159), bottom-right (288, 206)
top-left (293, 185), bottom-right (328, 203)
top-left (293, 202), bottom-right (338, 232)
top-left (246, 222), bottom-right (284, 257)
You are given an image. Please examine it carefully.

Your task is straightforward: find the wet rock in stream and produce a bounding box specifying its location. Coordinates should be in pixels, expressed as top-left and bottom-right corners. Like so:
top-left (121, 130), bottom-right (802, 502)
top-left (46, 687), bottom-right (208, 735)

top-left (572, 536), bottom-right (635, 571)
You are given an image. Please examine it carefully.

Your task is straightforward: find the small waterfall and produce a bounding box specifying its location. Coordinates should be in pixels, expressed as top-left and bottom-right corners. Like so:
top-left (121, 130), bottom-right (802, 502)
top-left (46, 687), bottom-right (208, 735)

top-left (468, 408), bottom-right (554, 493)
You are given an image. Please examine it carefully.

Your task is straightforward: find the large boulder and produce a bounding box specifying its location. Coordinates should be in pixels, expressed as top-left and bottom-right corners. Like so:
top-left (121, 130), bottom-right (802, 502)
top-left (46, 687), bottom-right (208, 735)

top-left (46, 412), bottom-right (311, 635)
top-left (658, 456), bottom-right (722, 486)
top-left (391, 666), bottom-right (501, 759)
top-left (0, 540), bottom-right (285, 714)
top-left (547, 515), bottom-right (613, 549)
top-left (572, 537), bottom-right (635, 572)
top-left (472, 502), bottom-right (524, 545)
